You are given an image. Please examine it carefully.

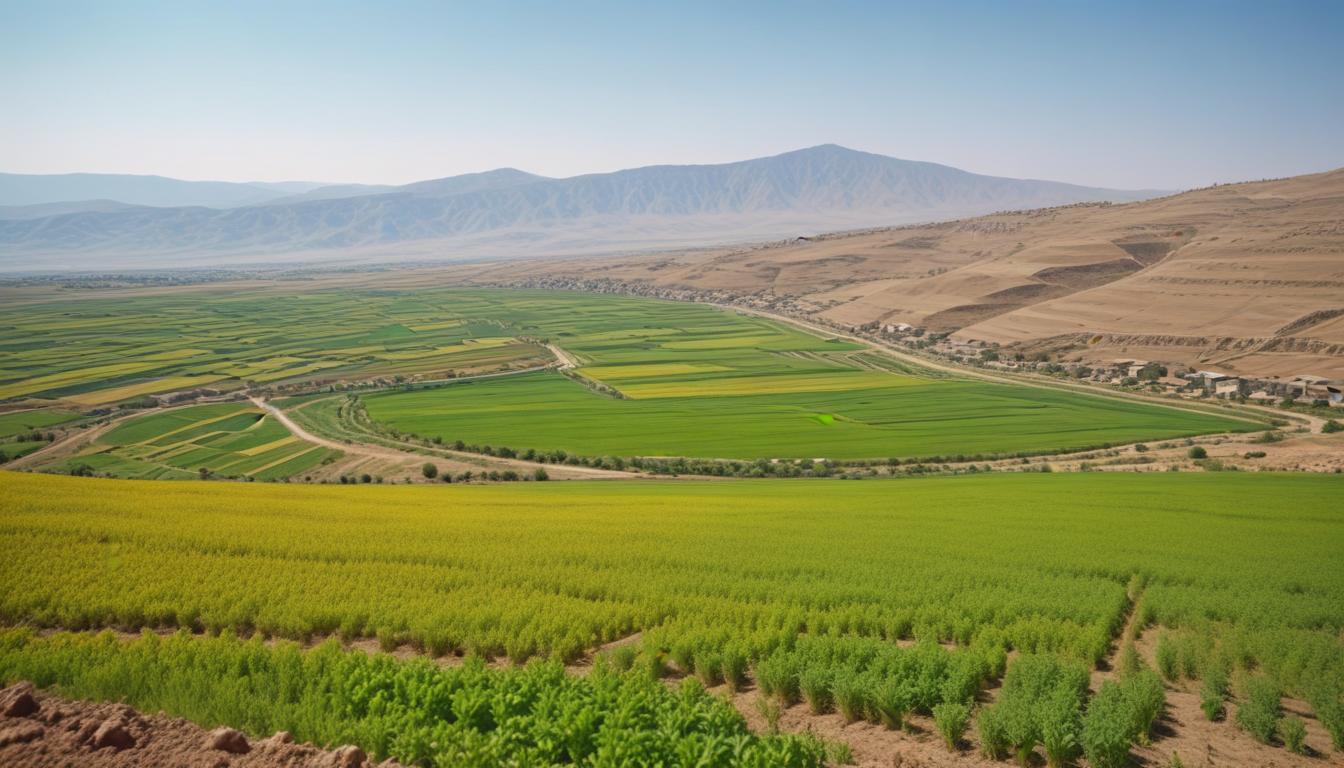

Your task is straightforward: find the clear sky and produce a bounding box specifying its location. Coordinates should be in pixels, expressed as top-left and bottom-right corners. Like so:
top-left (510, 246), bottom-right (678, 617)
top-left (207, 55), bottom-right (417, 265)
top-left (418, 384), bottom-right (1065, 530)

top-left (2, 0), bottom-right (1341, 190)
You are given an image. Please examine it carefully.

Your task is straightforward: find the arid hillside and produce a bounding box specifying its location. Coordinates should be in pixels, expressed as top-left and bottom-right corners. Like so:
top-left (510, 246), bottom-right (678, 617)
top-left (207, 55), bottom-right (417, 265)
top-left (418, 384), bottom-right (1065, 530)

top-left (452, 167), bottom-right (1344, 378)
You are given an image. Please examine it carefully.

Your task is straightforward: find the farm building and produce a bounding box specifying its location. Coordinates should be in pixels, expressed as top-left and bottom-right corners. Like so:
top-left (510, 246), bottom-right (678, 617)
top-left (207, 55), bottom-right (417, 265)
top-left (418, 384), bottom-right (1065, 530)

top-left (1214, 379), bottom-right (1245, 398)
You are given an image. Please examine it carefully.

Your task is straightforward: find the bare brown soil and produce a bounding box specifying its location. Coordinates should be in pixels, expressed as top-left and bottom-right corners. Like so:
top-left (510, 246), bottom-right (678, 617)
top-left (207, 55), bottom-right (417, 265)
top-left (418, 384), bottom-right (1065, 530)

top-left (0, 682), bottom-right (392, 767)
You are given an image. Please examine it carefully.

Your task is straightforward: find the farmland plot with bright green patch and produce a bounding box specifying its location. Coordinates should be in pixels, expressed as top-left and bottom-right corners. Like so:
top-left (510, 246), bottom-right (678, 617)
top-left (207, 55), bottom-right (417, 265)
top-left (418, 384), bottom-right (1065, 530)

top-left (42, 402), bottom-right (337, 480)
top-left (354, 291), bottom-right (1252, 460)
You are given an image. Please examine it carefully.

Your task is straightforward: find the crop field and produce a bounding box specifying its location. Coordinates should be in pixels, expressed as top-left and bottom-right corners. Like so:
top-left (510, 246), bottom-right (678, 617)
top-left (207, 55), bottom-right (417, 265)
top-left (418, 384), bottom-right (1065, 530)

top-left (38, 402), bottom-right (338, 480)
top-left (2, 471), bottom-right (1341, 759)
top-left (0, 288), bottom-right (553, 405)
top-left (0, 408), bottom-right (83, 438)
top-left (0, 286), bottom-right (1251, 461)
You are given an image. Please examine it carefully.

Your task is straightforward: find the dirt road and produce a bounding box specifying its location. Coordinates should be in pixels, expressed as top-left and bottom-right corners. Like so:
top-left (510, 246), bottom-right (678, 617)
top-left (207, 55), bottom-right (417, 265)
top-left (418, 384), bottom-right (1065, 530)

top-left (252, 396), bottom-right (636, 480)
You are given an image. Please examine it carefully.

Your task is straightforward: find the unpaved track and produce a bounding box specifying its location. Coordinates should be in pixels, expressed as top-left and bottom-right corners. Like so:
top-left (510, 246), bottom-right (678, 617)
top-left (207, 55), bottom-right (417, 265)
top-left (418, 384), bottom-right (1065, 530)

top-left (252, 397), bottom-right (636, 480)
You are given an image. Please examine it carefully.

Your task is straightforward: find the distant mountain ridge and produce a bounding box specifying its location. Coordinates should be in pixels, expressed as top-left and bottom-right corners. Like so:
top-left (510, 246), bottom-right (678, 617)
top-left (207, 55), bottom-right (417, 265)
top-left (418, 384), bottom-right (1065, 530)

top-left (0, 146), bottom-right (1167, 270)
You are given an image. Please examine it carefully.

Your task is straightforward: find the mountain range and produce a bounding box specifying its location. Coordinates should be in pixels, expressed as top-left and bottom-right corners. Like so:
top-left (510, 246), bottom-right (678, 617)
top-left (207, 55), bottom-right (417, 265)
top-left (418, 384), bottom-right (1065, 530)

top-left (0, 146), bottom-right (1166, 271)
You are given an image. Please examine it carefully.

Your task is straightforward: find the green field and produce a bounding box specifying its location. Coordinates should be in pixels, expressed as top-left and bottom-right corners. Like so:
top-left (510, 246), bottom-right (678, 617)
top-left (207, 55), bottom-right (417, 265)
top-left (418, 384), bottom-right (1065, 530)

top-left (0, 407), bottom-right (82, 438)
top-left (365, 369), bottom-right (1245, 460)
top-left (42, 402), bottom-right (338, 480)
top-left (2, 286), bottom-right (1253, 462)
top-left (1, 470), bottom-right (1341, 763)
top-left (0, 288), bottom-right (552, 404)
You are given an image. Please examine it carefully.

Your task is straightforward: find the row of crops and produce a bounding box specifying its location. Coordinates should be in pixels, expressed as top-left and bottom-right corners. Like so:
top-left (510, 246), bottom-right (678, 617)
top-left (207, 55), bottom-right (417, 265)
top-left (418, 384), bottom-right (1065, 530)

top-left (0, 629), bottom-right (832, 767)
top-left (1, 471), bottom-right (1341, 759)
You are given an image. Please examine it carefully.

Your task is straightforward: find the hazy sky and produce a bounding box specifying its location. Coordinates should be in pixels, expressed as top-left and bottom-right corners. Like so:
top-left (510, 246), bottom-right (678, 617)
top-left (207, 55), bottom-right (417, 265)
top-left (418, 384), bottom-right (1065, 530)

top-left (3, 0), bottom-right (1342, 190)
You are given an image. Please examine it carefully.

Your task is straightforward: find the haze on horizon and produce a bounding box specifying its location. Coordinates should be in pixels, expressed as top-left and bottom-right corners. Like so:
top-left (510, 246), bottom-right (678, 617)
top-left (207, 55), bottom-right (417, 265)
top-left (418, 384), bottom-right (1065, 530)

top-left (2, 0), bottom-right (1342, 191)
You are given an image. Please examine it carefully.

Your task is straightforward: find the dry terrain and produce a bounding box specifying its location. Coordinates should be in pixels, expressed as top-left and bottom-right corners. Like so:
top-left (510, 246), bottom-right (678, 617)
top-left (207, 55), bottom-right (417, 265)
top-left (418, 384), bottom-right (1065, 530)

top-left (427, 168), bottom-right (1344, 379)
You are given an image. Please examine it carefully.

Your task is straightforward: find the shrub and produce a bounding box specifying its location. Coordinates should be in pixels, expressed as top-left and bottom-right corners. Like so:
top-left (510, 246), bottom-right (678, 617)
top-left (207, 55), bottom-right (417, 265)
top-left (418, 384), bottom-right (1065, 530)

top-left (978, 704), bottom-right (1011, 760)
top-left (932, 702), bottom-right (969, 750)
top-left (1323, 419), bottom-right (1342, 433)
top-left (756, 696), bottom-right (782, 734)
top-left (1279, 715), bottom-right (1307, 754)
top-left (1123, 670), bottom-right (1165, 744)
top-left (1083, 682), bottom-right (1134, 768)
top-left (1236, 676), bottom-right (1280, 744)
top-left (831, 670), bottom-right (868, 723)
top-left (872, 678), bottom-right (912, 730)
top-left (1308, 684), bottom-right (1344, 751)
top-left (693, 649), bottom-right (723, 687)
top-left (799, 666), bottom-right (833, 714)
top-left (1187, 446), bottom-right (1207, 459)
top-left (756, 654), bottom-right (800, 705)
top-left (1041, 686), bottom-right (1083, 767)
top-left (1155, 633), bottom-right (1178, 680)
top-left (532, 467), bottom-right (549, 481)
top-left (420, 463), bottom-right (437, 479)
top-left (1200, 662), bottom-right (1228, 721)
top-left (722, 648), bottom-right (749, 692)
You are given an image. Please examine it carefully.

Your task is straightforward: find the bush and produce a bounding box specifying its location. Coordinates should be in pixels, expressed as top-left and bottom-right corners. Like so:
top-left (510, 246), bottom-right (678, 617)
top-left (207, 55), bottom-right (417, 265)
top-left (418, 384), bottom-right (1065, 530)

top-left (830, 669), bottom-right (868, 723)
top-left (872, 678), bottom-right (912, 730)
top-left (1187, 446), bottom-right (1207, 459)
top-left (1236, 676), bottom-right (1280, 744)
top-left (1308, 684), bottom-right (1344, 752)
top-left (722, 648), bottom-right (749, 692)
top-left (1155, 634), bottom-right (1178, 680)
top-left (1123, 670), bottom-right (1165, 744)
top-left (1324, 419), bottom-right (1342, 433)
top-left (1200, 663), bottom-right (1228, 721)
top-left (420, 463), bottom-right (437, 479)
top-left (932, 702), bottom-right (969, 750)
top-left (1083, 682), bottom-right (1134, 768)
top-left (1041, 686), bottom-right (1083, 767)
top-left (1279, 715), bottom-right (1307, 754)
top-left (799, 666), bottom-right (833, 714)
top-left (978, 704), bottom-right (1011, 760)
top-left (533, 467), bottom-right (549, 481)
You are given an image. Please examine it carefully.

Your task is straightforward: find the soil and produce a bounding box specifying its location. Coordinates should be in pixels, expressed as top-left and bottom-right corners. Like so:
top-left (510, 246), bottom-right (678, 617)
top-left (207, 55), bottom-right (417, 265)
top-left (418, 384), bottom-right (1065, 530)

top-left (0, 682), bottom-right (397, 767)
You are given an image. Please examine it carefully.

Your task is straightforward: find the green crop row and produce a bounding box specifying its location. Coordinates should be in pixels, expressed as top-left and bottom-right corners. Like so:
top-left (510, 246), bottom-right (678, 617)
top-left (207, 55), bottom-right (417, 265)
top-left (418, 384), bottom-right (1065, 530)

top-left (0, 628), bottom-right (826, 767)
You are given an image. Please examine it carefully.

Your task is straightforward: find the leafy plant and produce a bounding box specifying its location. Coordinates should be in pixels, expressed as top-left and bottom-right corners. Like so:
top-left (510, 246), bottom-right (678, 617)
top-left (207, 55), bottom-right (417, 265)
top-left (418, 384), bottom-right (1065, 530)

top-left (1236, 675), bottom-right (1281, 744)
top-left (1278, 715), bottom-right (1307, 754)
top-left (932, 702), bottom-right (969, 750)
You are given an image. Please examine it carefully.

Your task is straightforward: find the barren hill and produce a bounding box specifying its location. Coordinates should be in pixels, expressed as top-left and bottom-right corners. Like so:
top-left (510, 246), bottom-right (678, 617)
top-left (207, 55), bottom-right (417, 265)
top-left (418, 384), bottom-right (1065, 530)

top-left (452, 168), bottom-right (1344, 378)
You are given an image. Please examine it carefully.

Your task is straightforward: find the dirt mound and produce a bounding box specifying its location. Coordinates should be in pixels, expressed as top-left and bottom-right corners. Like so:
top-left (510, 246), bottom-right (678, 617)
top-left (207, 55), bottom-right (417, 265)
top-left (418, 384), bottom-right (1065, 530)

top-left (0, 682), bottom-right (397, 768)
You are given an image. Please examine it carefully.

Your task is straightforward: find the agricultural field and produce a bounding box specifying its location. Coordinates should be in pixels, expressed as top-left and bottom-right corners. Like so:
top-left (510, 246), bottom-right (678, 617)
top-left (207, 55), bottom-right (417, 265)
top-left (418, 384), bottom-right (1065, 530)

top-left (0, 407), bottom-right (84, 463)
top-left (38, 402), bottom-right (338, 480)
top-left (1, 285), bottom-right (1254, 464)
top-left (0, 287), bottom-right (553, 406)
top-left (1, 470), bottom-right (1341, 765)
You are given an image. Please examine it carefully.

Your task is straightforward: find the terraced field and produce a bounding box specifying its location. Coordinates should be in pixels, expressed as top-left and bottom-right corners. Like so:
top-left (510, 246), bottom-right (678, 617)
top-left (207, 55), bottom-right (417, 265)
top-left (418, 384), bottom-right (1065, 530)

top-left (42, 402), bottom-right (338, 480)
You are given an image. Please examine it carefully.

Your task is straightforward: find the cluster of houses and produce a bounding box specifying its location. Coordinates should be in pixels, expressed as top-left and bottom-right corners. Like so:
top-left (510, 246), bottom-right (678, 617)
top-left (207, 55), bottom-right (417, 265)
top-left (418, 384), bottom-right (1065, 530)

top-left (1181, 371), bottom-right (1342, 405)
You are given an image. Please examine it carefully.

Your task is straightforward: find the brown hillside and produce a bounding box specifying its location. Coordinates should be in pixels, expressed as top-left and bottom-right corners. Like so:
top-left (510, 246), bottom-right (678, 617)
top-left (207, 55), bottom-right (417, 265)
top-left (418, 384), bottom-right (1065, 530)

top-left (448, 167), bottom-right (1344, 378)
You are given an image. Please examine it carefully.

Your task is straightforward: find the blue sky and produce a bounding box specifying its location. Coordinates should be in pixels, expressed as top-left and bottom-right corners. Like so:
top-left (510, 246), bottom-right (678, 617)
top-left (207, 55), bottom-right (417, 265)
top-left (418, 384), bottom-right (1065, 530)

top-left (2, 0), bottom-right (1341, 189)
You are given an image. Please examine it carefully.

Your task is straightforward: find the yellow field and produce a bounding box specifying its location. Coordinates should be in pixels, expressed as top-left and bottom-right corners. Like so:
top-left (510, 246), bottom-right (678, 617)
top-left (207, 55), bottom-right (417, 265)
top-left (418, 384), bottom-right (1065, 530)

top-left (377, 337), bottom-right (517, 360)
top-left (0, 361), bottom-right (165, 400)
top-left (64, 375), bottom-right (230, 406)
top-left (619, 371), bottom-right (918, 399)
top-left (581, 362), bottom-right (730, 380)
